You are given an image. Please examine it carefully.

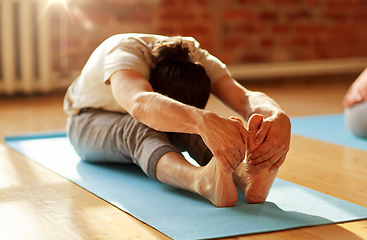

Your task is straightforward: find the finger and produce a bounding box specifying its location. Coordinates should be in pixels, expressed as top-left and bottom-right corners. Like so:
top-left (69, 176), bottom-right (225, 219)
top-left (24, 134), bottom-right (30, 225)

top-left (216, 155), bottom-right (233, 173)
top-left (237, 122), bottom-right (248, 146)
top-left (229, 147), bottom-right (244, 166)
top-left (226, 151), bottom-right (239, 170)
top-left (254, 120), bottom-right (271, 145)
top-left (249, 143), bottom-right (277, 166)
top-left (229, 116), bottom-right (248, 147)
top-left (254, 151), bottom-right (283, 169)
top-left (269, 155), bottom-right (287, 173)
top-left (247, 114), bottom-right (264, 132)
top-left (247, 141), bottom-right (273, 163)
top-left (252, 146), bottom-right (278, 165)
top-left (229, 118), bottom-right (248, 159)
top-left (229, 116), bottom-right (244, 126)
top-left (238, 146), bottom-right (246, 163)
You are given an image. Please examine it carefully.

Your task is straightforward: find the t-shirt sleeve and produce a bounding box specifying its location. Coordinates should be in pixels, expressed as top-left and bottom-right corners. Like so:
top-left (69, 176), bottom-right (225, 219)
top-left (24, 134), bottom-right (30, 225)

top-left (192, 48), bottom-right (231, 84)
top-left (103, 45), bottom-right (151, 83)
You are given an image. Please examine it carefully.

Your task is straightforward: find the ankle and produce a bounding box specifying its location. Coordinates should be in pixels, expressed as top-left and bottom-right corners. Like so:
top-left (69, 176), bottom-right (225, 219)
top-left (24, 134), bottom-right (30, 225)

top-left (233, 161), bottom-right (247, 189)
top-left (194, 165), bottom-right (212, 197)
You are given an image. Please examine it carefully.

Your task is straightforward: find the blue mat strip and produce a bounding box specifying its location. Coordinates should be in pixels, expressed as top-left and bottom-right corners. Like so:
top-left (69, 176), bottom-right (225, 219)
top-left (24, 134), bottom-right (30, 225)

top-left (4, 132), bottom-right (367, 240)
top-left (291, 114), bottom-right (367, 151)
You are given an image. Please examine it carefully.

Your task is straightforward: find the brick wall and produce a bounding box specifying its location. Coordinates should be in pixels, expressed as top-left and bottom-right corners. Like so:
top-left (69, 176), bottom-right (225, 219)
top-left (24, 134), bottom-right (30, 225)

top-left (50, 0), bottom-right (367, 72)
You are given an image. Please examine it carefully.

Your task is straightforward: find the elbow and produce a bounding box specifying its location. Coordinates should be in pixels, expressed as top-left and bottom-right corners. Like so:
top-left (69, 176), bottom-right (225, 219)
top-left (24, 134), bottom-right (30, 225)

top-left (129, 103), bottom-right (142, 121)
top-left (128, 93), bottom-right (153, 123)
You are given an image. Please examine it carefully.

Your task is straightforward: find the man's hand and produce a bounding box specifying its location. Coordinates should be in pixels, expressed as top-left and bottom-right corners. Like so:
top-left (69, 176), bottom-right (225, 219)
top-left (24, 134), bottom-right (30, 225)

top-left (210, 74), bottom-right (291, 173)
top-left (198, 112), bottom-right (248, 173)
top-left (247, 112), bottom-right (291, 173)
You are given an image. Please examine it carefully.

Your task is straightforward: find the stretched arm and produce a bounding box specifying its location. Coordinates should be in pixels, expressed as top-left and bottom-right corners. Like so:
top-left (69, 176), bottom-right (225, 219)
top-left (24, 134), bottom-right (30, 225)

top-left (211, 74), bottom-right (291, 172)
top-left (110, 69), bottom-right (248, 173)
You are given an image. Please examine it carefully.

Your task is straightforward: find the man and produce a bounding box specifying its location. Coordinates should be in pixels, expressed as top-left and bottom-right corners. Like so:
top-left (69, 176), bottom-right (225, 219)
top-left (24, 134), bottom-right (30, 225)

top-left (64, 33), bottom-right (291, 207)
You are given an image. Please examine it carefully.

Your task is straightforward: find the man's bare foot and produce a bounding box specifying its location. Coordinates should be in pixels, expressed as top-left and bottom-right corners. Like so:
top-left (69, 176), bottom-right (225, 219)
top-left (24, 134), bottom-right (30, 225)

top-left (197, 156), bottom-right (238, 207)
top-left (233, 114), bottom-right (278, 204)
top-left (156, 151), bottom-right (237, 208)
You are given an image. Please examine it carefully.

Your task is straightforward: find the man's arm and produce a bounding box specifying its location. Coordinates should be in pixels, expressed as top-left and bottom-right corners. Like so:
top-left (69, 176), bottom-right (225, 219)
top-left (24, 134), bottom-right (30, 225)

top-left (110, 69), bottom-right (248, 173)
top-left (211, 74), bottom-right (291, 172)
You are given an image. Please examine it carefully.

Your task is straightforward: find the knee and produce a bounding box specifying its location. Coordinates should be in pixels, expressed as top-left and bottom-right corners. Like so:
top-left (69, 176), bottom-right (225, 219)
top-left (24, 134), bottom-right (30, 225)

top-left (344, 101), bottom-right (367, 138)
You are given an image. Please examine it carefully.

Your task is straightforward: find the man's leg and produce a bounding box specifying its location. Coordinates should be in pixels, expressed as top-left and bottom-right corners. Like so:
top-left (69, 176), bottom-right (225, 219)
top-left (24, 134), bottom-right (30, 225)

top-left (156, 151), bottom-right (238, 207)
top-left (68, 109), bottom-right (238, 207)
top-left (156, 133), bottom-right (238, 207)
top-left (67, 109), bottom-right (181, 180)
top-left (233, 114), bottom-right (278, 204)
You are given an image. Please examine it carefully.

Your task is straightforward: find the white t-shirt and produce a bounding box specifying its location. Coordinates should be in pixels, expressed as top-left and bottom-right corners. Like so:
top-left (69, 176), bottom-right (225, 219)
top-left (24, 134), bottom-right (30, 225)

top-left (64, 33), bottom-right (230, 116)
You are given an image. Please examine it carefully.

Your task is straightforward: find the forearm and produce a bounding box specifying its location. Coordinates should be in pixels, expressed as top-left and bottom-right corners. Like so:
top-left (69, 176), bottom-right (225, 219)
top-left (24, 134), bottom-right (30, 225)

top-left (110, 69), bottom-right (207, 135)
top-left (129, 91), bottom-right (207, 135)
top-left (211, 75), bottom-right (285, 121)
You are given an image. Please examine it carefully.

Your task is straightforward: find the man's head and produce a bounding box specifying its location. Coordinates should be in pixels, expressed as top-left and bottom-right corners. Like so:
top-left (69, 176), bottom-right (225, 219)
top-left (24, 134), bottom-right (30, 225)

top-left (150, 38), bottom-right (211, 109)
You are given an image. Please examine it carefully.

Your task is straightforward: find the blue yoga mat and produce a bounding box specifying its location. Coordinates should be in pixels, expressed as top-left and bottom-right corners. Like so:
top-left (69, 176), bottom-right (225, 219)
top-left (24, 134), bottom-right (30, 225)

top-left (291, 114), bottom-right (367, 151)
top-left (4, 132), bottom-right (367, 240)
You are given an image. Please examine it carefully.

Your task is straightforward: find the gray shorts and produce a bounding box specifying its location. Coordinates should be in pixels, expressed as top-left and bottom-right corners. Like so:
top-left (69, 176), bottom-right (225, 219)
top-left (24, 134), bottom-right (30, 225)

top-left (344, 100), bottom-right (367, 138)
top-left (67, 108), bottom-right (213, 180)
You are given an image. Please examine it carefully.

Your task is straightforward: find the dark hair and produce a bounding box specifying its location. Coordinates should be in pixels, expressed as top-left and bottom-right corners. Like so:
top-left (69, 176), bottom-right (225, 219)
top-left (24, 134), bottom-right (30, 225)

top-left (149, 38), bottom-right (211, 109)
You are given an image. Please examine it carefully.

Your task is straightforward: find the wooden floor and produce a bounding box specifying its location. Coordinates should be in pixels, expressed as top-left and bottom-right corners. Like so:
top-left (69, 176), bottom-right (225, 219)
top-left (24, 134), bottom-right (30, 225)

top-left (1, 76), bottom-right (367, 239)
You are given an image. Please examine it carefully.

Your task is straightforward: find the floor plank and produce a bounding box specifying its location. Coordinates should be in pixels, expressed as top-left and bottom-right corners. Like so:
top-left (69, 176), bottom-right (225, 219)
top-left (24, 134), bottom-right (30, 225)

top-left (1, 78), bottom-right (366, 239)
